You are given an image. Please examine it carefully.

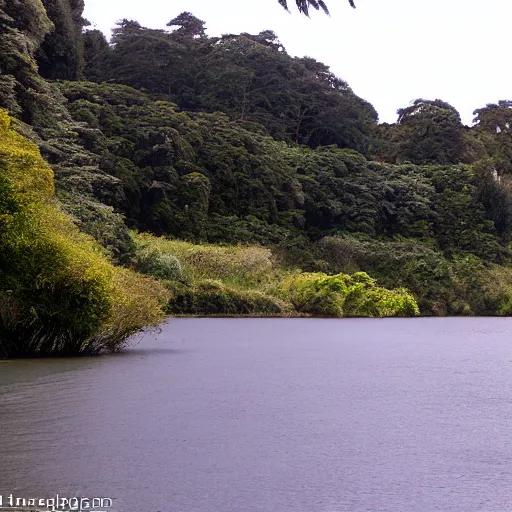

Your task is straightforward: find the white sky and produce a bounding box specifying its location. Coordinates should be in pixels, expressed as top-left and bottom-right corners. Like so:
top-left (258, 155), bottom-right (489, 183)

top-left (83, 0), bottom-right (512, 125)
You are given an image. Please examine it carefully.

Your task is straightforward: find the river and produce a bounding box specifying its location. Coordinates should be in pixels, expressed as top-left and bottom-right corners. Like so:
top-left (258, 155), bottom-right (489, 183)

top-left (1, 318), bottom-right (511, 512)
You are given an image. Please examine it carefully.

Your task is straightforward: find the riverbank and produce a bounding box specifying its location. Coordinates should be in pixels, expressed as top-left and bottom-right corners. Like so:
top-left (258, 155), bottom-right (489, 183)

top-left (132, 233), bottom-right (420, 318)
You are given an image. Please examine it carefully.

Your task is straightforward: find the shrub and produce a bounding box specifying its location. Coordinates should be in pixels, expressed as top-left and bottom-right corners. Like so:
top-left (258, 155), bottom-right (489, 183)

top-left (281, 273), bottom-right (350, 317)
top-left (86, 267), bottom-right (169, 353)
top-left (314, 234), bottom-right (488, 315)
top-left (343, 285), bottom-right (420, 317)
top-left (134, 245), bottom-right (183, 281)
top-left (0, 205), bottom-right (167, 356)
top-left (281, 271), bottom-right (419, 318)
top-left (475, 265), bottom-right (512, 315)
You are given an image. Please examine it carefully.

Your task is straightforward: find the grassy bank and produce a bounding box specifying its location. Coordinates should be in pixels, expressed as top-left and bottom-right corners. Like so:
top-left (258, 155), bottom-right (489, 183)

top-left (131, 233), bottom-right (420, 318)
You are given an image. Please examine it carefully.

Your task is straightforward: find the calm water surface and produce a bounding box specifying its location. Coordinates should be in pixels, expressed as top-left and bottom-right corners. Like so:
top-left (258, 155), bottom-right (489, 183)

top-left (1, 318), bottom-right (512, 512)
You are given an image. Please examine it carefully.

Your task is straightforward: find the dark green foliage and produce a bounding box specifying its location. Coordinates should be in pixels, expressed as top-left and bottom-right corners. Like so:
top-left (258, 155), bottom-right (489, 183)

top-left (166, 280), bottom-right (285, 316)
top-left (474, 160), bottom-right (512, 244)
top-left (473, 100), bottom-right (512, 135)
top-left (298, 148), bottom-right (436, 237)
top-left (206, 214), bottom-right (309, 247)
top-left (94, 17), bottom-right (377, 154)
top-left (175, 172), bottom-right (211, 238)
top-left (0, 1), bottom-right (132, 259)
top-left (55, 80), bottom-right (512, 272)
top-left (36, 0), bottom-right (87, 80)
top-left (394, 99), bottom-right (467, 165)
top-left (416, 165), bottom-right (495, 258)
top-left (167, 12), bottom-right (206, 38)
top-left (56, 82), bottom-right (303, 240)
top-left (0, 0), bottom-right (54, 125)
top-left (472, 101), bottom-right (512, 175)
top-left (0, 0), bottom-right (53, 49)
top-left (0, 75), bottom-right (21, 117)
top-left (83, 29), bottom-right (111, 82)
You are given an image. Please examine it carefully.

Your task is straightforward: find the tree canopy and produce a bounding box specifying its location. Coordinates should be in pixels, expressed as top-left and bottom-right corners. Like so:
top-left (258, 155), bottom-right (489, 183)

top-left (87, 17), bottom-right (377, 154)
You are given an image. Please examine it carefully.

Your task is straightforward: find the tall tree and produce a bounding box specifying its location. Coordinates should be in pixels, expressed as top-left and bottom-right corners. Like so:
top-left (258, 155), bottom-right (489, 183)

top-left (108, 20), bottom-right (179, 93)
top-left (394, 99), bottom-right (466, 165)
top-left (472, 101), bottom-right (512, 175)
top-left (167, 12), bottom-right (206, 39)
top-left (83, 29), bottom-right (111, 82)
top-left (473, 101), bottom-right (512, 134)
top-left (36, 0), bottom-right (87, 80)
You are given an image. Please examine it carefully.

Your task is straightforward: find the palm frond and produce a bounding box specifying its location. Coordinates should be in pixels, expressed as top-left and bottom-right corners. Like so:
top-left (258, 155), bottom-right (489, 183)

top-left (278, 0), bottom-right (289, 10)
top-left (318, 0), bottom-right (330, 14)
top-left (281, 0), bottom-right (356, 16)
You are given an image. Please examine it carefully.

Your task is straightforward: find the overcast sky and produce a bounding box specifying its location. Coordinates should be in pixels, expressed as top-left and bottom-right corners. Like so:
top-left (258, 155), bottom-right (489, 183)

top-left (83, 0), bottom-right (511, 125)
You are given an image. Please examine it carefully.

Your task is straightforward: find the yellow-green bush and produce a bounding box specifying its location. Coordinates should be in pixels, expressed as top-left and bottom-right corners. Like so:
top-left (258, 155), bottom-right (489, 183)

top-left (133, 233), bottom-right (274, 288)
top-left (282, 271), bottom-right (419, 318)
top-left (86, 266), bottom-right (168, 353)
top-left (343, 284), bottom-right (420, 317)
top-left (0, 110), bottom-right (168, 357)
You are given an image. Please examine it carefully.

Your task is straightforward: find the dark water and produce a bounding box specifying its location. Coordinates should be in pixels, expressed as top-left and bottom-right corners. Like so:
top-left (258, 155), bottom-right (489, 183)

top-left (1, 318), bottom-right (512, 512)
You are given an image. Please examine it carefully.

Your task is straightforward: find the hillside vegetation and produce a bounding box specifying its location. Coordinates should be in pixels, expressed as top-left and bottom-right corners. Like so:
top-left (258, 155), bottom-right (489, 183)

top-left (2, 2), bottom-right (512, 355)
top-left (131, 233), bottom-right (420, 318)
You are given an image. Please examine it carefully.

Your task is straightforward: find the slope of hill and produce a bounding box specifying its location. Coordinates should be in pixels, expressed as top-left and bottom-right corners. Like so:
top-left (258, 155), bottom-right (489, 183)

top-left (2, 1), bottom-right (512, 355)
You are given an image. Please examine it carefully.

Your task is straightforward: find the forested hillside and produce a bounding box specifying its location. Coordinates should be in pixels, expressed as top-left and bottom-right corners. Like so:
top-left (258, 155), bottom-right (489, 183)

top-left (2, 1), bottom-right (512, 355)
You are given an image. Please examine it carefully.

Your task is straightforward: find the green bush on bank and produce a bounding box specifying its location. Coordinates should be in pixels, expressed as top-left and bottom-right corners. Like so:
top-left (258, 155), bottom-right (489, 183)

top-left (282, 272), bottom-right (419, 318)
top-left (476, 265), bottom-right (512, 315)
top-left (132, 233), bottom-right (297, 315)
top-left (133, 244), bottom-right (183, 281)
top-left (0, 110), bottom-right (168, 357)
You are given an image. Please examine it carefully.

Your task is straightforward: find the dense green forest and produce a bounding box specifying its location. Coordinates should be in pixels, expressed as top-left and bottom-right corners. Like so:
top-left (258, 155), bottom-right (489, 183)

top-left (2, 0), bottom-right (512, 356)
